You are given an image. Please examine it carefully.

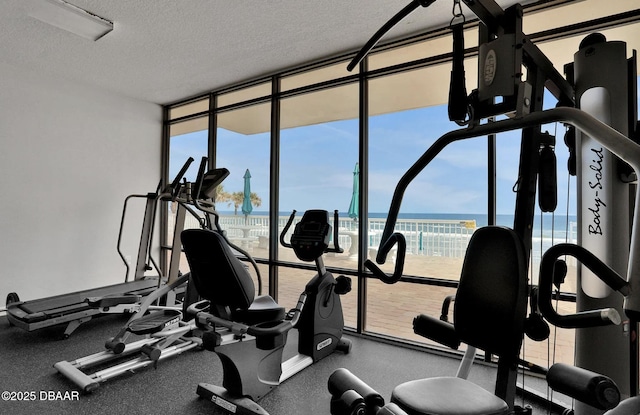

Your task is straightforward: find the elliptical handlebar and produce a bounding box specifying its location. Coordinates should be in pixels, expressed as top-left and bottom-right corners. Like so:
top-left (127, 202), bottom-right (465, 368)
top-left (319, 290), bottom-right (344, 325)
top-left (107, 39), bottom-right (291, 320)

top-left (191, 156), bottom-right (222, 231)
top-left (168, 157), bottom-right (194, 200)
top-left (538, 243), bottom-right (629, 328)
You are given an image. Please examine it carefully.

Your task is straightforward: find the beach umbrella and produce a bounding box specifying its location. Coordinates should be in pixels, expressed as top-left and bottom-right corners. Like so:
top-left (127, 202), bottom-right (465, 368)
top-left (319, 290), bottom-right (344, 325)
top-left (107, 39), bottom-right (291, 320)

top-left (348, 162), bottom-right (359, 221)
top-left (241, 169), bottom-right (253, 223)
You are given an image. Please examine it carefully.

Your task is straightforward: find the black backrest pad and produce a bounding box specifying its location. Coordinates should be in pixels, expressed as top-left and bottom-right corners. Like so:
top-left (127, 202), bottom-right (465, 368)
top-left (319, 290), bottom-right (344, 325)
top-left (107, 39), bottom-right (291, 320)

top-left (181, 229), bottom-right (255, 310)
top-left (454, 226), bottom-right (528, 360)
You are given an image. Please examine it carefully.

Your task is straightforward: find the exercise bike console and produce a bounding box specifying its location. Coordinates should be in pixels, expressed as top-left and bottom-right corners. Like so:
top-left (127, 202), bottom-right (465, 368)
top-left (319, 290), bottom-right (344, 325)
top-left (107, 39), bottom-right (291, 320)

top-left (282, 209), bottom-right (343, 262)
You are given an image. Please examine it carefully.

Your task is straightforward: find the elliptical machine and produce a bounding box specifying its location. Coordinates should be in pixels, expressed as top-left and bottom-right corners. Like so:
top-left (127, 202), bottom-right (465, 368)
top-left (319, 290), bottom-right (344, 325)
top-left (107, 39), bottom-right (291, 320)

top-left (54, 157), bottom-right (265, 392)
top-left (183, 208), bottom-right (352, 415)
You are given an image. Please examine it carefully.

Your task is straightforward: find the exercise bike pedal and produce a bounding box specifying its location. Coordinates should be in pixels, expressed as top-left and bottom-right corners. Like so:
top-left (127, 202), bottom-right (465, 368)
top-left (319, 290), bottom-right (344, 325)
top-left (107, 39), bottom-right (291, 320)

top-left (512, 405), bottom-right (533, 415)
top-left (127, 309), bottom-right (182, 335)
top-left (197, 383), bottom-right (270, 415)
top-left (334, 276), bottom-right (352, 295)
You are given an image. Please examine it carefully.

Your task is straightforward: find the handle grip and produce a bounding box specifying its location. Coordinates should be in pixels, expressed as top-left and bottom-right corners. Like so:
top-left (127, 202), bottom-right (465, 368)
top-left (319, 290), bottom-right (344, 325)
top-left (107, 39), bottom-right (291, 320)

top-left (364, 232), bottom-right (406, 284)
top-left (279, 210), bottom-right (297, 249)
top-left (169, 157), bottom-right (194, 197)
top-left (538, 243), bottom-right (628, 328)
top-left (325, 210), bottom-right (344, 254)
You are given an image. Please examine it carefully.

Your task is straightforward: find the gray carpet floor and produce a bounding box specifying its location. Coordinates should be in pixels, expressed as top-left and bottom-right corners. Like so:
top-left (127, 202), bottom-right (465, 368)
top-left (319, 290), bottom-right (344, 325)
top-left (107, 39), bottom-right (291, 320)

top-left (0, 314), bottom-right (570, 414)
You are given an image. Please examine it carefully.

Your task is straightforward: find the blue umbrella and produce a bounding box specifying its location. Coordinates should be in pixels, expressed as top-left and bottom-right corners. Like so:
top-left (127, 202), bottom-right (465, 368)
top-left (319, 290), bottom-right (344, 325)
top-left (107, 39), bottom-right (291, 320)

top-left (241, 169), bottom-right (253, 223)
top-left (348, 162), bottom-right (359, 221)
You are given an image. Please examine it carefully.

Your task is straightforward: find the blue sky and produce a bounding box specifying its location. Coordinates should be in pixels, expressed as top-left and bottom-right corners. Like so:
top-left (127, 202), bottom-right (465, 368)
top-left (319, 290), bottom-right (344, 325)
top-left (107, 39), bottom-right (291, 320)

top-left (170, 99), bottom-right (578, 217)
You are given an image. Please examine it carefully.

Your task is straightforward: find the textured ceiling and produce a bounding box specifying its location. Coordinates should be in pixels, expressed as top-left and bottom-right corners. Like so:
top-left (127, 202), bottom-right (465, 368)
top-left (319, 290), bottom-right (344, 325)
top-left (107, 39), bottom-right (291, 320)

top-left (3, 0), bottom-right (531, 105)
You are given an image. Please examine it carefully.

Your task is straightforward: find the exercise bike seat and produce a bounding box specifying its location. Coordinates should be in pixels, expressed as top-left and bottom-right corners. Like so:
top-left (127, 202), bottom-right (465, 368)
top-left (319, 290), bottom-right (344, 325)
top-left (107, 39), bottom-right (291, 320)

top-left (235, 295), bottom-right (285, 326)
top-left (181, 228), bottom-right (285, 325)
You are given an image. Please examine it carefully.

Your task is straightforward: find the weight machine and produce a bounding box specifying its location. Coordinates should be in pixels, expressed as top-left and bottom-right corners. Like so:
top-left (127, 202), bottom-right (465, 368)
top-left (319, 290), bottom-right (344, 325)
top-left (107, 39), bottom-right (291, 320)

top-left (330, 0), bottom-right (640, 414)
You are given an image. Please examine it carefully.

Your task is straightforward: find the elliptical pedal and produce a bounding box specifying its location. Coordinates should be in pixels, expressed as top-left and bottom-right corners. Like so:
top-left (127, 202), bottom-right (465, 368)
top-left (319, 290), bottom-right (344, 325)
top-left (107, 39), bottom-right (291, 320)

top-left (127, 309), bottom-right (182, 335)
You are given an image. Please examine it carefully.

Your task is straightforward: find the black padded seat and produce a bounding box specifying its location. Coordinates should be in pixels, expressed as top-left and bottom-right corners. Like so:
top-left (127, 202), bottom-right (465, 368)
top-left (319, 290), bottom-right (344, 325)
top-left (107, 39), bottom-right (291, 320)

top-left (233, 295), bottom-right (285, 326)
top-left (604, 396), bottom-right (640, 415)
top-left (391, 377), bottom-right (509, 415)
top-left (181, 228), bottom-right (285, 326)
top-left (389, 227), bottom-right (528, 415)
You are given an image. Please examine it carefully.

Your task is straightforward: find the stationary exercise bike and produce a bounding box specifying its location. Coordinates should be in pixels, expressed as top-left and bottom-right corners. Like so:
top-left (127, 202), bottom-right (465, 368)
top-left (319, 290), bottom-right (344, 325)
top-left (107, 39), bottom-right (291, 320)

top-left (182, 208), bottom-right (352, 415)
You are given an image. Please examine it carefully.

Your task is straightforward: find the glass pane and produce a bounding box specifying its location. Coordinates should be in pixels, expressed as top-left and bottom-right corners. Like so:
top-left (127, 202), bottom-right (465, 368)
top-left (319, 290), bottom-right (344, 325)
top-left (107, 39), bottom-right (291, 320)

top-left (369, 69), bottom-right (484, 283)
top-left (218, 82), bottom-right (271, 108)
top-left (524, 0), bottom-right (639, 35)
top-left (523, 300), bottom-right (576, 367)
top-left (366, 279), bottom-right (459, 347)
top-left (493, 104), bottom-right (577, 367)
top-left (368, 29), bottom-right (478, 71)
top-left (277, 265), bottom-right (358, 330)
top-left (169, 98), bottom-right (209, 120)
top-left (216, 103), bottom-right (271, 260)
top-left (369, 64), bottom-right (448, 115)
top-left (278, 84), bottom-right (359, 270)
top-left (281, 61), bottom-right (352, 91)
top-left (167, 120), bottom-right (209, 277)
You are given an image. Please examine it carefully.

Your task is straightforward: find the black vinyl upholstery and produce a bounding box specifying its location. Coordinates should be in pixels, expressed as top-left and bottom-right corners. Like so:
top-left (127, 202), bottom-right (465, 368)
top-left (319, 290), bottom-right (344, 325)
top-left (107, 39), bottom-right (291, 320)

top-left (454, 226), bottom-right (528, 361)
top-left (181, 229), bottom-right (284, 324)
top-left (392, 377), bottom-right (509, 415)
top-left (391, 227), bottom-right (528, 415)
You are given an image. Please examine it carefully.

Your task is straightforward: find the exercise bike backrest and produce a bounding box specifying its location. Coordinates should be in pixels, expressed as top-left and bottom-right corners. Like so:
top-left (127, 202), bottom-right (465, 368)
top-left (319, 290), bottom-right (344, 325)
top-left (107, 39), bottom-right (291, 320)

top-left (281, 210), bottom-right (343, 262)
top-left (188, 156), bottom-right (264, 295)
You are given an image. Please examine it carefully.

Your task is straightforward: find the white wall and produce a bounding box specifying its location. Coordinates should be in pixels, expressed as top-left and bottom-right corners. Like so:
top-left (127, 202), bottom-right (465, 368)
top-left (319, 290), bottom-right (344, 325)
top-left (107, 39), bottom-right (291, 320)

top-left (0, 62), bottom-right (163, 302)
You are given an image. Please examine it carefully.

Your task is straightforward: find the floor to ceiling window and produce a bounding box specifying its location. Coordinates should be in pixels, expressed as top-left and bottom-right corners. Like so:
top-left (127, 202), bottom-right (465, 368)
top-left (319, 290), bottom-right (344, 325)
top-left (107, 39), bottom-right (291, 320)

top-left (215, 99), bottom-right (272, 294)
top-left (278, 82), bottom-right (360, 327)
top-left (163, 1), bottom-right (640, 370)
top-left (165, 98), bottom-right (209, 278)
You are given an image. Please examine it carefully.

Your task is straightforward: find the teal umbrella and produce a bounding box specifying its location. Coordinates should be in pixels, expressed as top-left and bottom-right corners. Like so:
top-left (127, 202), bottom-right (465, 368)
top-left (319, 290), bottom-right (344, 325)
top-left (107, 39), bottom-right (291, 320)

top-left (241, 169), bottom-right (253, 223)
top-left (348, 162), bottom-right (359, 220)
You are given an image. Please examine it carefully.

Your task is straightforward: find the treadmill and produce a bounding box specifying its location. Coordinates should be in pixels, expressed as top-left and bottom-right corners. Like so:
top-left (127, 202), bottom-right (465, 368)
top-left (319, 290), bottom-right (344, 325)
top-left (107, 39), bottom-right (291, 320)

top-left (5, 158), bottom-right (196, 338)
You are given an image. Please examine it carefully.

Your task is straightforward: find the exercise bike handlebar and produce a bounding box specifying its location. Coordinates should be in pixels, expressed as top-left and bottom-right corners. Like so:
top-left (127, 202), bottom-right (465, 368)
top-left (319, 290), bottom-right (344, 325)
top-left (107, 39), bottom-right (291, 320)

top-left (247, 293), bottom-right (307, 337)
top-left (280, 209), bottom-right (344, 254)
top-left (538, 243), bottom-right (629, 328)
top-left (280, 210), bottom-right (297, 249)
top-left (328, 210), bottom-right (344, 254)
top-left (197, 293), bottom-right (307, 340)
